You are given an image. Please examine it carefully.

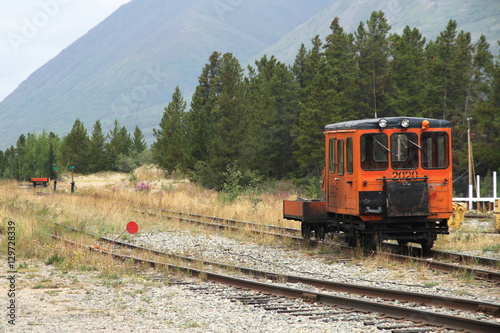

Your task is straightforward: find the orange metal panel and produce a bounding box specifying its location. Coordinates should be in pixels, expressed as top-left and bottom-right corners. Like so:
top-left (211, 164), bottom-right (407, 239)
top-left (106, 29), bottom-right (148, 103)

top-left (31, 178), bottom-right (49, 182)
top-left (283, 200), bottom-right (327, 222)
top-left (283, 200), bottom-right (303, 220)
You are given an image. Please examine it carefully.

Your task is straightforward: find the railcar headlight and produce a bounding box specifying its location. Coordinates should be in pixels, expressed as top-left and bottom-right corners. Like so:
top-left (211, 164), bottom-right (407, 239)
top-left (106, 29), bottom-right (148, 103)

top-left (378, 118), bottom-right (388, 129)
top-left (401, 118), bottom-right (410, 128)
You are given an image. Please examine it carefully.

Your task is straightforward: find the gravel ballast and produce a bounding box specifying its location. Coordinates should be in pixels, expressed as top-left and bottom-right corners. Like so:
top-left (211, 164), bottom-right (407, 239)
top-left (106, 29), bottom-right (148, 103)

top-left (3, 227), bottom-right (499, 332)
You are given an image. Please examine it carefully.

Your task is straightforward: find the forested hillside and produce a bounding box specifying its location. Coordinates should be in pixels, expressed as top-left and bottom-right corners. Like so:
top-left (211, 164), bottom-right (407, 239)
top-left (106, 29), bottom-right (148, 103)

top-left (0, 0), bottom-right (332, 150)
top-left (1, 12), bottom-right (499, 196)
top-left (0, 0), bottom-right (498, 151)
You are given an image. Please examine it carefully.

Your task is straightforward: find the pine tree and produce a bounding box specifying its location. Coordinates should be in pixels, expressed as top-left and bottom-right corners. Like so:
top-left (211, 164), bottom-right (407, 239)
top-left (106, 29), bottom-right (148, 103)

top-left (354, 11), bottom-right (391, 118)
top-left (469, 37), bottom-right (497, 175)
top-left (186, 52), bottom-right (248, 189)
top-left (60, 119), bottom-right (90, 173)
top-left (0, 150), bottom-right (6, 178)
top-left (245, 55), bottom-right (300, 178)
top-left (88, 120), bottom-right (107, 173)
top-left (185, 52), bottom-right (222, 167)
top-left (152, 86), bottom-right (186, 173)
top-left (132, 126), bottom-right (147, 153)
top-left (48, 132), bottom-right (59, 179)
top-left (323, 17), bottom-right (357, 121)
top-left (207, 52), bottom-right (247, 188)
top-left (424, 20), bottom-right (460, 120)
top-left (106, 120), bottom-right (132, 171)
top-left (386, 26), bottom-right (427, 117)
top-left (291, 44), bottom-right (308, 89)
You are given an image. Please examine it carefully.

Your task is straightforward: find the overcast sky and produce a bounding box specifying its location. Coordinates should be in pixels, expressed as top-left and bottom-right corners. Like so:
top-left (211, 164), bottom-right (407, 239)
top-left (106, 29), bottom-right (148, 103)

top-left (0, 0), bottom-right (131, 102)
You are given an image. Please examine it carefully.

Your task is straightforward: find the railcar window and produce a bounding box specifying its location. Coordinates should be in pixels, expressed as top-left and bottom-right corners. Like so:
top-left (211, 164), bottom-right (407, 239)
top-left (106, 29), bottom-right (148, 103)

top-left (360, 134), bottom-right (388, 170)
top-left (347, 137), bottom-right (353, 174)
top-left (391, 133), bottom-right (418, 170)
top-left (338, 139), bottom-right (344, 176)
top-left (422, 132), bottom-right (449, 169)
top-left (329, 138), bottom-right (336, 173)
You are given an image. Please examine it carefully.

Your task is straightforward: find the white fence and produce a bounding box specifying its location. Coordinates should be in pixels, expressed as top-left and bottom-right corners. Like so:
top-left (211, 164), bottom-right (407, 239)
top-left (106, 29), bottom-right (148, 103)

top-left (453, 171), bottom-right (497, 210)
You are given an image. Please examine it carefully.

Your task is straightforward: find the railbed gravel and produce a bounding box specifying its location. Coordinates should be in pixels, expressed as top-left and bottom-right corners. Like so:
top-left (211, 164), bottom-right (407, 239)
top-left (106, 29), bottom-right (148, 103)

top-left (130, 230), bottom-right (500, 321)
top-left (4, 227), bottom-right (498, 332)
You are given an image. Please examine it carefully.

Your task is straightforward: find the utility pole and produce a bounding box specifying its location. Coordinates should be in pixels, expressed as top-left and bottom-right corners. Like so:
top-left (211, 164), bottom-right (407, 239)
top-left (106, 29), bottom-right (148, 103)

top-left (467, 117), bottom-right (473, 209)
top-left (372, 59), bottom-right (377, 118)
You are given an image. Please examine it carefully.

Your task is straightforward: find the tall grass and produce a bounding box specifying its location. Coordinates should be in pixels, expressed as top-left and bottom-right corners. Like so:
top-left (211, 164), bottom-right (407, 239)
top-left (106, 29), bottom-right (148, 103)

top-left (3, 170), bottom-right (496, 279)
top-left (0, 175), bottom-right (300, 273)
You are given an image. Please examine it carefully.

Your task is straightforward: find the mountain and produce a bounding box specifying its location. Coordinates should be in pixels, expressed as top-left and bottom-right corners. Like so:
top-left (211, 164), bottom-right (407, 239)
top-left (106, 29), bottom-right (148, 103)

top-left (0, 0), bottom-right (333, 149)
top-left (258, 0), bottom-right (500, 64)
top-left (0, 0), bottom-right (498, 149)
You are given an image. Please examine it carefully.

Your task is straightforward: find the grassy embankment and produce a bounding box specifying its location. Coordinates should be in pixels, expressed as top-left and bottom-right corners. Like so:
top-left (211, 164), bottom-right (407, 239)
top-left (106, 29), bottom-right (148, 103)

top-left (1, 167), bottom-right (498, 277)
top-left (0, 168), bottom-right (300, 276)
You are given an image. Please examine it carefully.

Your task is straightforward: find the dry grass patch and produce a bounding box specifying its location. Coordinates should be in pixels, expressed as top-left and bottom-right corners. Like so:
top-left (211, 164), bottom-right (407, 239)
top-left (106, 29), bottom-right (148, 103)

top-left (435, 231), bottom-right (500, 255)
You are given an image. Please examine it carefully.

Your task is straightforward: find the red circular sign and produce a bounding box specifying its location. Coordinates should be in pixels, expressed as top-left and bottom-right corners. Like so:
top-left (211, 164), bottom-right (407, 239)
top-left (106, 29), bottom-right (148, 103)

top-left (126, 221), bottom-right (139, 234)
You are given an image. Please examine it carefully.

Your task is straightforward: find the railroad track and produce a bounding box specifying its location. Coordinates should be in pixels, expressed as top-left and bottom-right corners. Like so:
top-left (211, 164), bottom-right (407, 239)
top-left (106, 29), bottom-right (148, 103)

top-left (51, 222), bottom-right (500, 332)
top-left (140, 208), bottom-right (500, 283)
top-left (187, 283), bottom-right (446, 332)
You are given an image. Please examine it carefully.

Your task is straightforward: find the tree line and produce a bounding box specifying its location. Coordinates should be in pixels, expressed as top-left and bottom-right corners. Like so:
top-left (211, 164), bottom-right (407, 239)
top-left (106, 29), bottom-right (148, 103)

top-left (1, 11), bottom-right (499, 194)
top-left (0, 119), bottom-right (149, 181)
top-left (152, 12), bottom-right (500, 192)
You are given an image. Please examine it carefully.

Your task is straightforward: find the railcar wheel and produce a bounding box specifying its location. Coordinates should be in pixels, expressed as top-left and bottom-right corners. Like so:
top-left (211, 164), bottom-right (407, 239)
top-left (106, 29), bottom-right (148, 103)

top-left (301, 223), bottom-right (311, 240)
top-left (421, 240), bottom-right (434, 254)
top-left (362, 234), bottom-right (380, 251)
top-left (315, 225), bottom-right (325, 240)
top-left (344, 230), bottom-right (358, 247)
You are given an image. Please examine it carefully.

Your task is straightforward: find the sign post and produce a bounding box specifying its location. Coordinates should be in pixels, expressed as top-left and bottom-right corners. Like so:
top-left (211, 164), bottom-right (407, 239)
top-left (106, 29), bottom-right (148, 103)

top-left (69, 166), bottom-right (75, 193)
top-left (52, 166), bottom-right (58, 192)
top-left (110, 222), bottom-right (139, 251)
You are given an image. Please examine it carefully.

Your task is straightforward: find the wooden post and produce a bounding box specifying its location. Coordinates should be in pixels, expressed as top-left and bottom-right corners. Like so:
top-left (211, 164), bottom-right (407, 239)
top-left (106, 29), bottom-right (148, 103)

top-left (495, 199), bottom-right (500, 232)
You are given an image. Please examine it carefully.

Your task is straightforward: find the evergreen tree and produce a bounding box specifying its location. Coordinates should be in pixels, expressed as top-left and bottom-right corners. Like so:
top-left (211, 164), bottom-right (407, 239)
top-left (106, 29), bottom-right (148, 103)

top-left (246, 56), bottom-right (300, 178)
top-left (15, 135), bottom-right (26, 180)
top-left (60, 119), bottom-right (90, 173)
top-left (386, 26), bottom-right (427, 116)
top-left (291, 36), bottom-right (326, 174)
top-left (323, 17), bottom-right (357, 121)
top-left (185, 52), bottom-right (222, 167)
top-left (291, 44), bottom-right (308, 89)
top-left (424, 20), bottom-right (462, 120)
top-left (132, 126), bottom-right (147, 153)
top-left (206, 52), bottom-right (247, 188)
top-left (469, 38), bottom-right (497, 175)
top-left (2, 146), bottom-right (16, 180)
top-left (88, 120), bottom-right (107, 173)
top-left (152, 86), bottom-right (186, 173)
top-left (106, 120), bottom-right (132, 171)
top-left (354, 11), bottom-right (391, 118)
top-left (0, 150), bottom-right (6, 178)
top-left (186, 52), bottom-right (248, 189)
top-left (48, 132), bottom-right (59, 179)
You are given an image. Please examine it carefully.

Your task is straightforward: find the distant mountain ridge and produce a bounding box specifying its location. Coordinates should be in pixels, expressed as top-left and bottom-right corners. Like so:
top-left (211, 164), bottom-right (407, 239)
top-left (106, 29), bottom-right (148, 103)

top-left (0, 0), bottom-right (498, 149)
top-left (258, 0), bottom-right (500, 64)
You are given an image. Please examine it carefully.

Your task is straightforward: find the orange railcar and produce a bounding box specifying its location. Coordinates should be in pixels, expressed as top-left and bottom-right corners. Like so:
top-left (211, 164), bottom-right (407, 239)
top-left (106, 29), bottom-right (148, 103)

top-left (284, 117), bottom-right (453, 251)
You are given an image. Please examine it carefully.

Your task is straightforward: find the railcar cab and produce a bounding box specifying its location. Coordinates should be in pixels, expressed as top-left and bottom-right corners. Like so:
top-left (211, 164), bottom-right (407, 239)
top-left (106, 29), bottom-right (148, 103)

top-left (324, 117), bottom-right (452, 251)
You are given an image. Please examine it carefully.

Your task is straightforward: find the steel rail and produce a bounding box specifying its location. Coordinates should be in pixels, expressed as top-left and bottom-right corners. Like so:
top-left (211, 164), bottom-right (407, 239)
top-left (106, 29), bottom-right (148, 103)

top-left (384, 242), bottom-right (500, 267)
top-left (52, 222), bottom-right (500, 317)
top-left (52, 234), bottom-right (500, 333)
top-left (150, 208), bottom-right (500, 268)
top-left (142, 209), bottom-right (500, 282)
top-left (385, 252), bottom-right (500, 284)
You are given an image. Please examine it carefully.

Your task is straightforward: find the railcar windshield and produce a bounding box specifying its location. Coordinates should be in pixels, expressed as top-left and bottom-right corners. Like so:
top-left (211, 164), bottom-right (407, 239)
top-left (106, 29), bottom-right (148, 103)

top-left (361, 133), bottom-right (388, 170)
top-left (422, 132), bottom-right (449, 169)
top-left (391, 133), bottom-right (419, 170)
